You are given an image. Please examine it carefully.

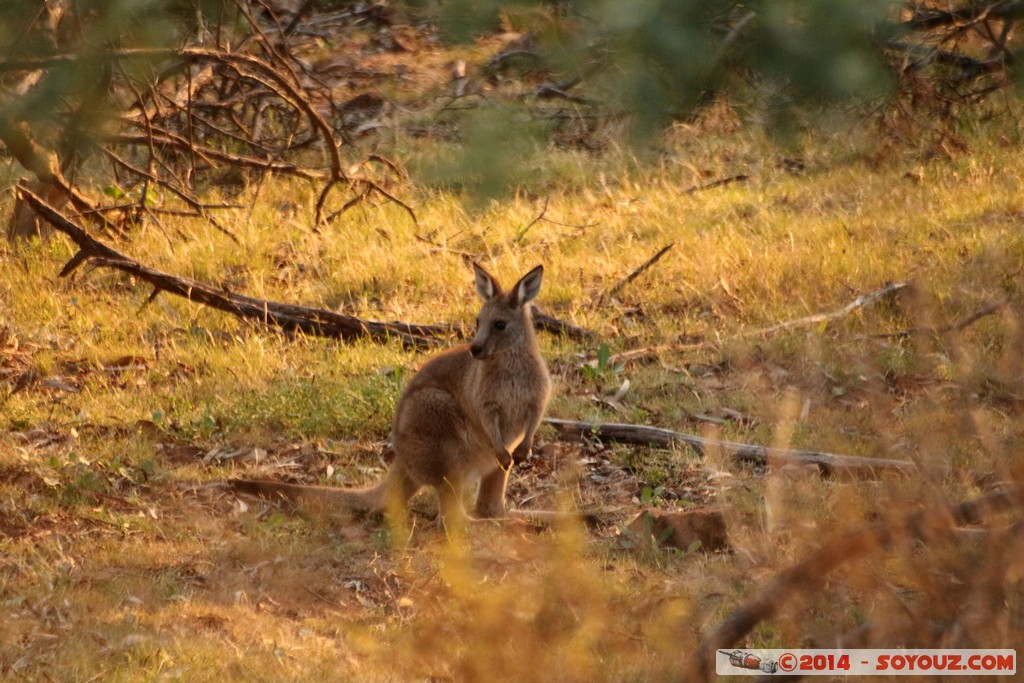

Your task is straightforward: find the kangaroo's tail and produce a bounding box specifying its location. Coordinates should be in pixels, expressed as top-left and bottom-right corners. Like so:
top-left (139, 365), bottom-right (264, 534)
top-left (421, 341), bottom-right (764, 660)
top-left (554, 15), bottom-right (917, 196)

top-left (231, 478), bottom-right (388, 513)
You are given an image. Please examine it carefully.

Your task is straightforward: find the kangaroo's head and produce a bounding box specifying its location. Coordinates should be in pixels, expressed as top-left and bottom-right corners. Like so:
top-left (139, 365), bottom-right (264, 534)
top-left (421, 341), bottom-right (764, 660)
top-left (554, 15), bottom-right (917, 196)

top-left (469, 263), bottom-right (543, 360)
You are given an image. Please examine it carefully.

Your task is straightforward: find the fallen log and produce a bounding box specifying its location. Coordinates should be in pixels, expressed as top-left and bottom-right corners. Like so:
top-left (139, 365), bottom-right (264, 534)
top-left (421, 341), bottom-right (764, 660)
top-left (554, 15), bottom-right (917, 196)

top-left (20, 188), bottom-right (592, 346)
top-left (533, 308), bottom-right (596, 341)
top-left (543, 417), bottom-right (921, 477)
top-left (21, 187), bottom-right (445, 348)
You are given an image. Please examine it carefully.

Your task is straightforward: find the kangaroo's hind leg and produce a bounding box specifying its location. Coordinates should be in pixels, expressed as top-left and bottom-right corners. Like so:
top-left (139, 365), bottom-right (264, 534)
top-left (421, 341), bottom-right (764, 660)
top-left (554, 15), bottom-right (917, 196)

top-left (474, 466), bottom-right (510, 519)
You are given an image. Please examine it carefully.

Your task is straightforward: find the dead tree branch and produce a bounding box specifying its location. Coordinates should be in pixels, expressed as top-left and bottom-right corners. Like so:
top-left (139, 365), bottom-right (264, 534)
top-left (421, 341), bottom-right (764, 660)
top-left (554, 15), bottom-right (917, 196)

top-left (870, 297), bottom-right (1009, 339)
top-left (682, 174), bottom-right (749, 195)
top-left (543, 417), bottom-right (921, 477)
top-left (21, 188), bottom-right (586, 346)
top-left (2, 13), bottom-right (415, 240)
top-left (734, 280), bottom-right (910, 340)
top-left (20, 187), bottom-right (441, 347)
top-left (597, 281), bottom-right (913, 368)
top-left (533, 308), bottom-right (597, 341)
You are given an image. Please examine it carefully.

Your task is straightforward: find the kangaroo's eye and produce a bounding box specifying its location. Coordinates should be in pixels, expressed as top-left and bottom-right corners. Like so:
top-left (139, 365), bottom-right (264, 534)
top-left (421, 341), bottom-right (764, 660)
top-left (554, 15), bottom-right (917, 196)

top-left (493, 320), bottom-right (507, 331)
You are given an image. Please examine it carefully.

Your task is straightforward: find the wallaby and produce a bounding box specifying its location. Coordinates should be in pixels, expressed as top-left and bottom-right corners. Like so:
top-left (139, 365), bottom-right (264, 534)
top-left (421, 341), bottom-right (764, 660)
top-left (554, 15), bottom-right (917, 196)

top-left (232, 262), bottom-right (552, 529)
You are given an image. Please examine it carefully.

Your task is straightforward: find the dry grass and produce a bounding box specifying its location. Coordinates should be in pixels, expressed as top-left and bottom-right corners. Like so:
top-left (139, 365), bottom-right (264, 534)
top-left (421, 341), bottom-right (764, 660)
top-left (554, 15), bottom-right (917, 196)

top-left (2, 109), bottom-right (1024, 681)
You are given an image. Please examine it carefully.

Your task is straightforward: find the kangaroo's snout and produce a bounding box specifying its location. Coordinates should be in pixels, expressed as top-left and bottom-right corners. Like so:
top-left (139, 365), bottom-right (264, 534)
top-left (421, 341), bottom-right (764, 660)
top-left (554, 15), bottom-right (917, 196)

top-left (469, 332), bottom-right (498, 359)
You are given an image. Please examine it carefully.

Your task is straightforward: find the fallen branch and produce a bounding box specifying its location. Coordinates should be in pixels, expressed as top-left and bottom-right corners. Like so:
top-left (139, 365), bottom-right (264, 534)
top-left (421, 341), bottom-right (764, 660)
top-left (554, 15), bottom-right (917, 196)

top-left (735, 280), bottom-right (910, 340)
top-left (21, 188), bottom-right (590, 346)
top-left (605, 344), bottom-right (670, 366)
top-left (533, 308), bottom-right (596, 341)
top-left (20, 187), bottom-right (442, 348)
top-left (543, 417), bottom-right (920, 476)
top-left (691, 486), bottom-right (1022, 679)
top-left (600, 281), bottom-right (913, 367)
top-left (601, 243), bottom-right (674, 302)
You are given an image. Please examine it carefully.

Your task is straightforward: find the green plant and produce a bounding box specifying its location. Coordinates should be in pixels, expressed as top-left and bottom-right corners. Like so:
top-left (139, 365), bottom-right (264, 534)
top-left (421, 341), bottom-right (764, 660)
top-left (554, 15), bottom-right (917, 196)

top-left (639, 485), bottom-right (667, 506)
top-left (582, 343), bottom-right (625, 382)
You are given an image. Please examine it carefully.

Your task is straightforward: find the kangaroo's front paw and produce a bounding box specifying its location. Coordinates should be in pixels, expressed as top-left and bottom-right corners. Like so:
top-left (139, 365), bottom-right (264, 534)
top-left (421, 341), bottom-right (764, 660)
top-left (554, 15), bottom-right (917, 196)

top-left (511, 442), bottom-right (532, 463)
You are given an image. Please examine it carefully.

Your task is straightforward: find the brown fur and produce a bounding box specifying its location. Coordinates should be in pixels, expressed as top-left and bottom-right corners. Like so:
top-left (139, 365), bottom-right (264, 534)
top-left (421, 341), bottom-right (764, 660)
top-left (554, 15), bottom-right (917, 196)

top-left (232, 263), bottom-right (552, 529)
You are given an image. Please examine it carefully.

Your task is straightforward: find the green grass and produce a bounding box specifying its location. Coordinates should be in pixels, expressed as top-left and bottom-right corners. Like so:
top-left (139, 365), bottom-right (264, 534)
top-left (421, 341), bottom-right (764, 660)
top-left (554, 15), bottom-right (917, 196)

top-left (2, 113), bottom-right (1024, 680)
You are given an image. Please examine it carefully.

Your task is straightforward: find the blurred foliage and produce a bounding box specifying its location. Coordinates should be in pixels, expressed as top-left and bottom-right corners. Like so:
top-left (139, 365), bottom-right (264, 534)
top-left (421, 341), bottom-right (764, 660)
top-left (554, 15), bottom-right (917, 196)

top-left (417, 105), bottom-right (549, 208)
top-left (0, 0), bottom-right (224, 111)
top-left (424, 0), bottom-right (1021, 198)
top-left (0, 0), bottom-right (230, 184)
top-left (418, 0), bottom-right (901, 199)
top-left (438, 0), bottom-right (897, 135)
top-left (0, 0), bottom-right (1020, 208)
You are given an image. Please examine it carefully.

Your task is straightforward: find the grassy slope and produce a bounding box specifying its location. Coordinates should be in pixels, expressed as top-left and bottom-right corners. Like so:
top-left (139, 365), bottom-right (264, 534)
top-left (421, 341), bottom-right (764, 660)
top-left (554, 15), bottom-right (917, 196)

top-left (2, 118), bottom-right (1024, 680)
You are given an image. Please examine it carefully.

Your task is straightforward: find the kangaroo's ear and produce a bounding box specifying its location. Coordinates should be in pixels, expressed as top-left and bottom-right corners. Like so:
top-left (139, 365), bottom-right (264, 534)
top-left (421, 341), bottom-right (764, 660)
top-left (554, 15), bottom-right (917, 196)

top-left (512, 265), bottom-right (544, 307)
top-left (473, 262), bottom-right (501, 301)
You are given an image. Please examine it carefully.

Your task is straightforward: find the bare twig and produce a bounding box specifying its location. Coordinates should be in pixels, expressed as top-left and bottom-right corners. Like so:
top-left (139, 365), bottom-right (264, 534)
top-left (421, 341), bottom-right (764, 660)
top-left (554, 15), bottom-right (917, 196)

top-left (601, 243), bottom-right (674, 301)
top-left (682, 174), bottom-right (749, 195)
top-left (731, 280), bottom-right (910, 340)
top-left (99, 145), bottom-right (239, 243)
top-left (886, 40), bottom-right (1008, 78)
top-left (106, 131), bottom-right (324, 180)
top-left (321, 178), bottom-right (418, 227)
top-left (594, 281), bottom-right (912, 368)
top-left (517, 196), bottom-right (549, 240)
top-left (0, 9), bottom-right (416, 242)
top-left (173, 46), bottom-right (345, 182)
top-left (604, 345), bottom-right (670, 366)
top-left (21, 188), bottom-right (586, 347)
